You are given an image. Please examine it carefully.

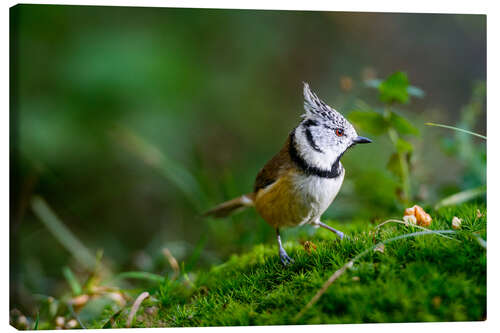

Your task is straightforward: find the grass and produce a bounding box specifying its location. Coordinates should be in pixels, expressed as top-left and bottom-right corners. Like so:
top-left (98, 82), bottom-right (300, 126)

top-left (65, 202), bottom-right (486, 329)
top-left (14, 202), bottom-right (485, 329)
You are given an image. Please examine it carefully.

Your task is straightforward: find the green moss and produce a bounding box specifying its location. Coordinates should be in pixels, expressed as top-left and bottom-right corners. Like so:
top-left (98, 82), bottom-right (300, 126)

top-left (101, 203), bottom-right (486, 327)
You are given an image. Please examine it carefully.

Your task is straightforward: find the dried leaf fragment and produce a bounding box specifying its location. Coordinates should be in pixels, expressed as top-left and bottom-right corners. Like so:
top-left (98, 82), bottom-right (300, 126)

top-left (303, 241), bottom-right (317, 254)
top-left (374, 243), bottom-right (385, 253)
top-left (69, 294), bottom-right (89, 311)
top-left (403, 215), bottom-right (417, 225)
top-left (404, 205), bottom-right (432, 227)
top-left (451, 216), bottom-right (462, 229)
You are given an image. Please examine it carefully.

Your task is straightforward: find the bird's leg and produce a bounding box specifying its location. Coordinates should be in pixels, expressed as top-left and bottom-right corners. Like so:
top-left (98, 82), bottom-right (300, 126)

top-left (315, 221), bottom-right (345, 240)
top-left (276, 228), bottom-right (294, 266)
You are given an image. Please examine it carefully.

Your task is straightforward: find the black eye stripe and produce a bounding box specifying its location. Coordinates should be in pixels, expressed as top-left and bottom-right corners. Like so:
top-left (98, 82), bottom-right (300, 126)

top-left (304, 128), bottom-right (324, 153)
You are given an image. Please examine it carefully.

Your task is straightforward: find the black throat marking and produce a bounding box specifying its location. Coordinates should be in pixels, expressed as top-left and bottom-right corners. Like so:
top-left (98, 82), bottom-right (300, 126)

top-left (289, 131), bottom-right (343, 178)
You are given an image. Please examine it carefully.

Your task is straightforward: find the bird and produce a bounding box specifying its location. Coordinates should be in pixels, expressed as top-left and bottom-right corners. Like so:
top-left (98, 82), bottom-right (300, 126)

top-left (203, 82), bottom-right (372, 265)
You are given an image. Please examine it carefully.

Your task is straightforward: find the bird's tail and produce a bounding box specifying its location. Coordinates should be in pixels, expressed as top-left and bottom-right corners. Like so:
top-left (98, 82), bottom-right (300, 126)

top-left (202, 193), bottom-right (255, 218)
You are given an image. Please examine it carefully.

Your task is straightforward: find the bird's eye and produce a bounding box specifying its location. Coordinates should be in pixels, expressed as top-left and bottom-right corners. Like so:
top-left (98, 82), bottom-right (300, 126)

top-left (335, 128), bottom-right (344, 137)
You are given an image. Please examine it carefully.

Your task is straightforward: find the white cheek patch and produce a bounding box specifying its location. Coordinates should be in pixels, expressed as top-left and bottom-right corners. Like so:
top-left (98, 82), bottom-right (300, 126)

top-left (294, 129), bottom-right (333, 170)
top-left (294, 127), bottom-right (345, 170)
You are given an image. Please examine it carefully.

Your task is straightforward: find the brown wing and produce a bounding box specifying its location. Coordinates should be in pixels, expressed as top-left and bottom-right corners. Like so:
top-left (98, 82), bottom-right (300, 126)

top-left (253, 135), bottom-right (294, 193)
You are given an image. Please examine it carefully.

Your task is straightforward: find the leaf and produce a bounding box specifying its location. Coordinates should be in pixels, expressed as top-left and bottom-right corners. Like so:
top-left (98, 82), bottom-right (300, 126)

top-left (390, 112), bottom-right (419, 136)
top-left (378, 72), bottom-right (410, 104)
top-left (348, 110), bottom-right (388, 135)
top-left (396, 138), bottom-right (413, 153)
top-left (365, 78), bottom-right (425, 98)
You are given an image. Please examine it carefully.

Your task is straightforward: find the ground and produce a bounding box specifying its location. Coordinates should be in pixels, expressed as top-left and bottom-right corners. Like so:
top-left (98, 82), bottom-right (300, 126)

top-left (85, 202), bottom-right (486, 328)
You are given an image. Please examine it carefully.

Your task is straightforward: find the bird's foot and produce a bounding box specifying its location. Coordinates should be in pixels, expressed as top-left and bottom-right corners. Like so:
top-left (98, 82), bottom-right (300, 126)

top-left (334, 230), bottom-right (345, 240)
top-left (279, 248), bottom-right (294, 266)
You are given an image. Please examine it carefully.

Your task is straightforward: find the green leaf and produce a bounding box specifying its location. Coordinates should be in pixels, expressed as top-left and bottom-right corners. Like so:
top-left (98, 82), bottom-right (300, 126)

top-left (390, 112), bottom-right (419, 136)
top-left (378, 72), bottom-right (410, 104)
top-left (348, 110), bottom-right (389, 135)
top-left (396, 138), bottom-right (413, 153)
top-left (365, 79), bottom-right (425, 98)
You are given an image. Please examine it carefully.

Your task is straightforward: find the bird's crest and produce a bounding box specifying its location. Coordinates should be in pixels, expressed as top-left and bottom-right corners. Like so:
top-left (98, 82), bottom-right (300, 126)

top-left (302, 82), bottom-right (343, 122)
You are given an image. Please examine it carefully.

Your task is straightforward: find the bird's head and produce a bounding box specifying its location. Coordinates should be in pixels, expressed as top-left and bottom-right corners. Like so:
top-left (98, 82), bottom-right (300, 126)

top-left (292, 82), bottom-right (372, 172)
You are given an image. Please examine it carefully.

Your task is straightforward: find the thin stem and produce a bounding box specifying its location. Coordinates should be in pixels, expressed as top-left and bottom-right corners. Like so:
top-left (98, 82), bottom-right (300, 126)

top-left (385, 108), bottom-right (410, 204)
top-left (374, 219), bottom-right (459, 241)
top-left (425, 122), bottom-right (486, 140)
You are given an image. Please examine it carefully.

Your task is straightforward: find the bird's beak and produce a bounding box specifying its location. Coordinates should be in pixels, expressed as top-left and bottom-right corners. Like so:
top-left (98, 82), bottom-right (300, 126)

top-left (353, 136), bottom-right (372, 144)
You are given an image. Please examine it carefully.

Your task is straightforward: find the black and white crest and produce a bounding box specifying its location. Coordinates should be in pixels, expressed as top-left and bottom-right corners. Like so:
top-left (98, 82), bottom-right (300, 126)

top-left (302, 82), bottom-right (347, 128)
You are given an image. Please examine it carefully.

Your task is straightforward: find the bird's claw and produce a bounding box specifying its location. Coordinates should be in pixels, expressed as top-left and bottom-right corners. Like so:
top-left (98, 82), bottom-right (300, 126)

top-left (279, 249), bottom-right (294, 266)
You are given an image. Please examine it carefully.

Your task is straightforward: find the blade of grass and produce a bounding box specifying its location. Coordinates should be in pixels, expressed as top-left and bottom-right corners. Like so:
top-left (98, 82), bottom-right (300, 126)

top-left (31, 196), bottom-right (96, 270)
top-left (112, 271), bottom-right (165, 283)
top-left (110, 126), bottom-right (205, 209)
top-left (473, 234), bottom-right (487, 249)
top-left (375, 219), bottom-right (459, 241)
top-left (62, 266), bottom-right (82, 296)
top-left (425, 122), bottom-right (486, 140)
top-left (33, 312), bottom-right (39, 330)
top-left (434, 185), bottom-right (486, 209)
top-left (102, 307), bottom-right (125, 329)
top-left (184, 234), bottom-right (207, 272)
top-left (294, 229), bottom-right (457, 321)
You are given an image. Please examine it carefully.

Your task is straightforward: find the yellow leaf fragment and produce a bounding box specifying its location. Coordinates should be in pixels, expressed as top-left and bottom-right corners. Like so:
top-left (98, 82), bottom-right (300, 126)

top-left (403, 215), bottom-right (417, 225)
top-left (404, 205), bottom-right (432, 227)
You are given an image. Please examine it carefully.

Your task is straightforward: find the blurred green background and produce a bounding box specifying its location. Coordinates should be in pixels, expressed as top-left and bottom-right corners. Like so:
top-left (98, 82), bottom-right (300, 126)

top-left (10, 4), bottom-right (486, 314)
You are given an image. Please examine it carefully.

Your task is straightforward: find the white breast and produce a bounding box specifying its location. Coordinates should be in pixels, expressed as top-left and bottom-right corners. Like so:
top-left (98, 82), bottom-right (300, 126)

top-left (290, 164), bottom-right (345, 225)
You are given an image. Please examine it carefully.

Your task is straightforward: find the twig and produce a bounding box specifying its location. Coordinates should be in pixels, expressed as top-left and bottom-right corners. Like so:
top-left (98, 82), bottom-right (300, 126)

top-left (294, 230), bottom-right (457, 321)
top-left (126, 292), bottom-right (150, 328)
